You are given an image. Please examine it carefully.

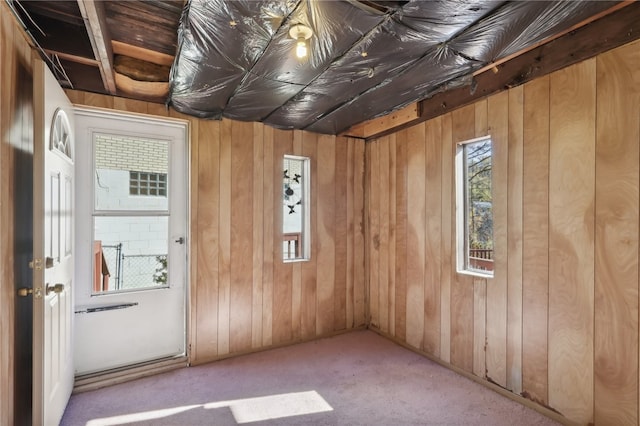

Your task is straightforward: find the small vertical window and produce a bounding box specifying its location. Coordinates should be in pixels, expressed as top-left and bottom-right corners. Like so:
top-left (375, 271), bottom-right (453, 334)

top-left (283, 155), bottom-right (310, 262)
top-left (456, 137), bottom-right (493, 276)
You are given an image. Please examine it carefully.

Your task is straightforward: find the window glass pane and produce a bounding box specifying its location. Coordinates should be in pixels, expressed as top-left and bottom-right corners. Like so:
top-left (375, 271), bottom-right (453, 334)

top-left (464, 139), bottom-right (493, 274)
top-left (93, 216), bottom-right (168, 294)
top-left (283, 155), bottom-right (310, 261)
top-left (94, 133), bottom-right (168, 211)
top-left (457, 138), bottom-right (493, 276)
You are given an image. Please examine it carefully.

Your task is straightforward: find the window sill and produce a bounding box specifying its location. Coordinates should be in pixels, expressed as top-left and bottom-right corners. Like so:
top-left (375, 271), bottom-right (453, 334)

top-left (456, 269), bottom-right (493, 279)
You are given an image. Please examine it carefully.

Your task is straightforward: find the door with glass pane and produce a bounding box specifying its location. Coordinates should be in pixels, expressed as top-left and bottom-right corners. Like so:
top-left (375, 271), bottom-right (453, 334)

top-left (73, 108), bottom-right (187, 375)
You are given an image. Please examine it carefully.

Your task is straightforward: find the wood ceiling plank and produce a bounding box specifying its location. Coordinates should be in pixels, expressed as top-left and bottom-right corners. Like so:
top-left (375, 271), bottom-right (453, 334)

top-left (77, 0), bottom-right (117, 94)
top-left (112, 40), bottom-right (174, 67)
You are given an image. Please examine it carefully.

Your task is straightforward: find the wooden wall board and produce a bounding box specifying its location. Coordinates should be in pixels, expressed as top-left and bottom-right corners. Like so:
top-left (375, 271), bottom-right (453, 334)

top-left (272, 130), bottom-right (293, 344)
top-left (252, 122), bottom-right (264, 349)
top-left (439, 112), bottom-right (453, 364)
top-left (486, 91), bottom-right (508, 387)
top-left (217, 119), bottom-right (232, 356)
top-left (548, 59), bottom-right (596, 424)
top-left (262, 126), bottom-right (275, 347)
top-left (316, 135), bottom-right (336, 335)
top-left (229, 120), bottom-right (254, 353)
top-left (378, 136), bottom-right (391, 333)
top-left (424, 118), bottom-right (442, 357)
top-left (450, 105), bottom-right (475, 373)
top-left (394, 130), bottom-right (408, 340)
top-left (353, 138), bottom-right (366, 326)
top-left (346, 138), bottom-right (355, 328)
top-left (594, 41), bottom-right (640, 425)
top-left (334, 137), bottom-right (349, 331)
top-left (406, 123), bottom-right (426, 350)
top-left (0, 8), bottom-right (20, 423)
top-left (301, 131), bottom-right (318, 339)
top-left (507, 85), bottom-right (524, 394)
top-left (368, 141), bottom-right (380, 328)
top-left (194, 119), bottom-right (220, 359)
top-left (472, 100), bottom-right (488, 378)
top-left (388, 134), bottom-right (397, 335)
top-left (521, 76), bottom-right (550, 405)
top-left (291, 131), bottom-right (303, 341)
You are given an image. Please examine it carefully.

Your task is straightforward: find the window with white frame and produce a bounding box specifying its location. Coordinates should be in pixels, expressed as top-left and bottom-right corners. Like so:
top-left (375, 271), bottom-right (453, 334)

top-left (456, 136), bottom-right (494, 276)
top-left (282, 155), bottom-right (310, 262)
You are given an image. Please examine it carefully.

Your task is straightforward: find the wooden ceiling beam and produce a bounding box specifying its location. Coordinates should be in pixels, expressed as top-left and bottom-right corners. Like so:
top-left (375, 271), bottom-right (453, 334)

top-left (112, 40), bottom-right (174, 67)
top-left (44, 49), bottom-right (99, 67)
top-left (77, 0), bottom-right (117, 94)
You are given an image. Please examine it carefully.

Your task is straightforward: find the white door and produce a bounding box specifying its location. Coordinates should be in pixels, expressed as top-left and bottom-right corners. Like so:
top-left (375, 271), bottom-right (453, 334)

top-left (32, 59), bottom-right (75, 425)
top-left (73, 108), bottom-right (187, 375)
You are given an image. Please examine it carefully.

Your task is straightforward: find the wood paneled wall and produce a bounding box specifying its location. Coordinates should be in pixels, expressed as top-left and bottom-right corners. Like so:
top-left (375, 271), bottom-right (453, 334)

top-left (0, 5), bottom-right (34, 424)
top-left (64, 89), bottom-right (367, 364)
top-left (366, 39), bottom-right (640, 425)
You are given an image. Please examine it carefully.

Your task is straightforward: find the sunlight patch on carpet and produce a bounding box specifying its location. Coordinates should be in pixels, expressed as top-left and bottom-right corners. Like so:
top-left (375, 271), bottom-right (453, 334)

top-left (84, 391), bottom-right (333, 425)
top-left (204, 390), bottom-right (334, 423)
top-left (86, 405), bottom-right (201, 425)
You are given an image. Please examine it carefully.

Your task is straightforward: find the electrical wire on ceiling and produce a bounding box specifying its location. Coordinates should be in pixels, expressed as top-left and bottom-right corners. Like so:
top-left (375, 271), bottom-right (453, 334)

top-left (5, 0), bottom-right (74, 89)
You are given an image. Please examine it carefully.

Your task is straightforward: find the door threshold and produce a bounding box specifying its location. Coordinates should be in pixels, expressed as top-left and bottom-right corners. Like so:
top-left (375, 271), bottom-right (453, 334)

top-left (73, 355), bottom-right (188, 394)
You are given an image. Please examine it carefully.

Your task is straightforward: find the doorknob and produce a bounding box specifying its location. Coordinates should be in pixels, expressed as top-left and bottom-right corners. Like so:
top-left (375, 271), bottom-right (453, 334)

top-left (175, 237), bottom-right (185, 244)
top-left (46, 283), bottom-right (64, 296)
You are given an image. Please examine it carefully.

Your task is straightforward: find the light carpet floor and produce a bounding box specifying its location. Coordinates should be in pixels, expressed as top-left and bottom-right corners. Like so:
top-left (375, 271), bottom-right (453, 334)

top-left (60, 330), bottom-right (559, 426)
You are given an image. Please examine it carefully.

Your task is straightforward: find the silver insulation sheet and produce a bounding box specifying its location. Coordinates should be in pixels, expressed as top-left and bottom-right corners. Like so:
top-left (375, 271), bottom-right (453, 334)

top-left (169, 0), bottom-right (617, 134)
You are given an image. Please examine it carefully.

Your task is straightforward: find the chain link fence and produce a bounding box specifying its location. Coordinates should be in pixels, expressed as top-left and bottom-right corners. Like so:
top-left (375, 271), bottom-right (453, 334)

top-left (102, 244), bottom-right (167, 290)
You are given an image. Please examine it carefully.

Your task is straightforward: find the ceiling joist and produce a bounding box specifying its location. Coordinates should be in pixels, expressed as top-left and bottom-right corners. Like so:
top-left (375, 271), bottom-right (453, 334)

top-left (77, 0), bottom-right (117, 94)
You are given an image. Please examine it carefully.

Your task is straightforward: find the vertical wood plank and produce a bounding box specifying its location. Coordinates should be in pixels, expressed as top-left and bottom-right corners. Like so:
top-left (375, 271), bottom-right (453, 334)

top-left (195, 120), bottom-right (220, 360)
top-left (0, 10), bottom-right (15, 424)
top-left (353, 138), bottom-right (366, 326)
top-left (486, 92), bottom-right (508, 386)
top-left (83, 92), bottom-right (113, 109)
top-left (272, 130), bottom-right (293, 343)
top-left (113, 97), bottom-right (147, 114)
top-left (450, 105), bottom-right (475, 372)
top-left (406, 123), bottom-right (426, 349)
top-left (472, 278), bottom-right (487, 378)
top-left (292, 131), bottom-right (303, 340)
top-left (262, 126), bottom-right (274, 346)
top-left (317, 135), bottom-right (336, 334)
top-left (378, 136), bottom-right (390, 333)
top-left (394, 132), bottom-right (408, 340)
top-left (64, 89), bottom-right (84, 104)
top-left (424, 118), bottom-right (442, 357)
top-left (368, 141), bottom-right (380, 328)
top-left (334, 137), bottom-right (348, 331)
top-left (522, 76), bottom-right (550, 405)
top-left (301, 131), bottom-right (318, 338)
top-left (548, 59), bottom-right (596, 424)
top-left (594, 42), bottom-right (639, 425)
top-left (388, 134), bottom-right (397, 335)
top-left (473, 100), bottom-right (488, 378)
top-left (252, 122), bottom-right (264, 348)
top-left (217, 119), bottom-right (232, 356)
top-left (346, 137), bottom-right (355, 328)
top-left (507, 85), bottom-right (524, 394)
top-left (229, 121), bottom-right (253, 353)
top-left (440, 113), bottom-right (453, 363)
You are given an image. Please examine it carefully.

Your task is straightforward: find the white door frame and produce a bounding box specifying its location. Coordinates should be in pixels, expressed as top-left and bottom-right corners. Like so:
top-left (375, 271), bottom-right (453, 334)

top-left (72, 106), bottom-right (189, 375)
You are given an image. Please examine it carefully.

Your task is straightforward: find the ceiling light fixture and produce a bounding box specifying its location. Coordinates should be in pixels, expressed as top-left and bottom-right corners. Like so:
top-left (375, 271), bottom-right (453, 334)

top-left (289, 24), bottom-right (313, 59)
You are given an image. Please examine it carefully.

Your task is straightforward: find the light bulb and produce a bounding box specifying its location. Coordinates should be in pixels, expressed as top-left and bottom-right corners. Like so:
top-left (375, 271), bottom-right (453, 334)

top-left (296, 36), bottom-right (307, 58)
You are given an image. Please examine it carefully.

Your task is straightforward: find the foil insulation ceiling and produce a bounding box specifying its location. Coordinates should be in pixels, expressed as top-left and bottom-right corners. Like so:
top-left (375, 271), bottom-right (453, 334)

top-left (168, 0), bottom-right (617, 135)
